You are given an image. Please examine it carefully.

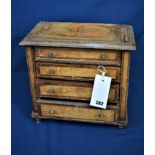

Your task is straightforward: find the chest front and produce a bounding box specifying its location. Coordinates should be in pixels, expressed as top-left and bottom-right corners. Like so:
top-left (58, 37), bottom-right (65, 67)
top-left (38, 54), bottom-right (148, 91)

top-left (20, 22), bottom-right (136, 127)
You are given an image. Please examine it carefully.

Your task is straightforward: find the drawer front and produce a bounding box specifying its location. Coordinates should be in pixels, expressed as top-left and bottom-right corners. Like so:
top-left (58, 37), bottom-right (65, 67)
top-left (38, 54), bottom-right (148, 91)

top-left (36, 80), bottom-right (119, 102)
top-left (40, 104), bottom-right (116, 122)
top-left (35, 47), bottom-right (121, 66)
top-left (36, 63), bottom-right (121, 82)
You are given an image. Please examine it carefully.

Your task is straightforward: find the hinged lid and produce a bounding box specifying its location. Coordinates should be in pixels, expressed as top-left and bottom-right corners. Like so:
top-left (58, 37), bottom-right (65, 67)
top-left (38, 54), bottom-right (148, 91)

top-left (19, 22), bottom-right (136, 50)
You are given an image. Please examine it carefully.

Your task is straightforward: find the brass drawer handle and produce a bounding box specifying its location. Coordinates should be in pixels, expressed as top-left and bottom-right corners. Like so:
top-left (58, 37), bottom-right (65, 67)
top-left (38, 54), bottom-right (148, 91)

top-left (48, 52), bottom-right (53, 58)
top-left (49, 110), bottom-right (55, 114)
top-left (100, 53), bottom-right (107, 60)
top-left (48, 69), bottom-right (55, 75)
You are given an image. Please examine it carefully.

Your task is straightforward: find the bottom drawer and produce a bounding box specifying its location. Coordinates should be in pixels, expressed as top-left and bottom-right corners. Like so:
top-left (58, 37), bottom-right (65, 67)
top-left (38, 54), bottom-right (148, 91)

top-left (39, 103), bottom-right (116, 122)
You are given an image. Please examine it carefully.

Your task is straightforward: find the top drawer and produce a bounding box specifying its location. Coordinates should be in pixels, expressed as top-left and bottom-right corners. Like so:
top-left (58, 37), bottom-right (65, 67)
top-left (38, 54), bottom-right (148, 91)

top-left (35, 47), bottom-right (121, 66)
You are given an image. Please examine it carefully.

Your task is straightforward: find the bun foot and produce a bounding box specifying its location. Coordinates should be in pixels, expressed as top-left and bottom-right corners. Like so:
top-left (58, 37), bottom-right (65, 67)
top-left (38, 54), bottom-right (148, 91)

top-left (36, 118), bottom-right (41, 124)
top-left (117, 125), bottom-right (124, 129)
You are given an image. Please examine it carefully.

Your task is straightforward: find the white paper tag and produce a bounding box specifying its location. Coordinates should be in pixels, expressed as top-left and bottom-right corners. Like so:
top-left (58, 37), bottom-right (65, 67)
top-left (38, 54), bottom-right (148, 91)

top-left (90, 74), bottom-right (112, 109)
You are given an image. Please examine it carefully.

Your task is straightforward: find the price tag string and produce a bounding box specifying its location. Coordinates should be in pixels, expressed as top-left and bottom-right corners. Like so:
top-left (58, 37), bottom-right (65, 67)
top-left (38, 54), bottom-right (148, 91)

top-left (97, 65), bottom-right (106, 76)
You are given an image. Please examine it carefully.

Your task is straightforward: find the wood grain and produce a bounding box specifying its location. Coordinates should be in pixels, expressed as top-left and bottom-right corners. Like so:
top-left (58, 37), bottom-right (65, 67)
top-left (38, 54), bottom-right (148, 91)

top-left (37, 98), bottom-right (119, 109)
top-left (36, 80), bottom-right (119, 103)
top-left (40, 104), bottom-right (115, 122)
top-left (119, 51), bottom-right (130, 123)
top-left (35, 47), bottom-right (121, 66)
top-left (19, 22), bottom-right (136, 50)
top-left (26, 47), bottom-right (38, 111)
top-left (36, 62), bottom-right (121, 82)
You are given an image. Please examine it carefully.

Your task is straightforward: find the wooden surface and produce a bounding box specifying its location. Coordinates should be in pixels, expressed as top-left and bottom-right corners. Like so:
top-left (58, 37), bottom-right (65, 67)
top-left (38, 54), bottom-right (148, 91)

top-left (19, 22), bottom-right (136, 50)
top-left (40, 104), bottom-right (115, 122)
top-left (119, 51), bottom-right (130, 124)
top-left (26, 47), bottom-right (38, 111)
top-left (37, 99), bottom-right (119, 109)
top-left (35, 47), bottom-right (121, 66)
top-left (36, 80), bottom-right (119, 103)
top-left (36, 62), bottom-right (121, 82)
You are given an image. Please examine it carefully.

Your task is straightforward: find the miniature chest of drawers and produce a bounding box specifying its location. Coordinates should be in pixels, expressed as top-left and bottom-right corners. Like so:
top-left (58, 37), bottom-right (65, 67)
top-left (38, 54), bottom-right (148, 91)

top-left (20, 22), bottom-right (136, 128)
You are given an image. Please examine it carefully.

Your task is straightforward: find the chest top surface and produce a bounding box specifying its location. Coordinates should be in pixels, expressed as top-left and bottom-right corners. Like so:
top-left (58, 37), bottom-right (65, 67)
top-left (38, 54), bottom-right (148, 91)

top-left (20, 22), bottom-right (136, 51)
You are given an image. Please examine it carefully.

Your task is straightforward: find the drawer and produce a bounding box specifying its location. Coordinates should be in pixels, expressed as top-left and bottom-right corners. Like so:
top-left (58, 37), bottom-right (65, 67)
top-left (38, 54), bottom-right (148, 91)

top-left (36, 63), bottom-right (121, 82)
top-left (39, 104), bottom-right (116, 122)
top-left (35, 47), bottom-right (121, 66)
top-left (36, 80), bottom-right (119, 103)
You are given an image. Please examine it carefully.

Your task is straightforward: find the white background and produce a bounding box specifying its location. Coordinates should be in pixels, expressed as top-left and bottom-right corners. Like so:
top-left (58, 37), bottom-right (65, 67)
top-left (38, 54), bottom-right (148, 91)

top-left (144, 0), bottom-right (154, 154)
top-left (0, 0), bottom-right (149, 154)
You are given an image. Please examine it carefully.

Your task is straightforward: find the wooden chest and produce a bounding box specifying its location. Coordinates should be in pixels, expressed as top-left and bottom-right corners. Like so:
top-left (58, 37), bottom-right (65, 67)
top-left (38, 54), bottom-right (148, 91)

top-left (20, 22), bottom-right (136, 128)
